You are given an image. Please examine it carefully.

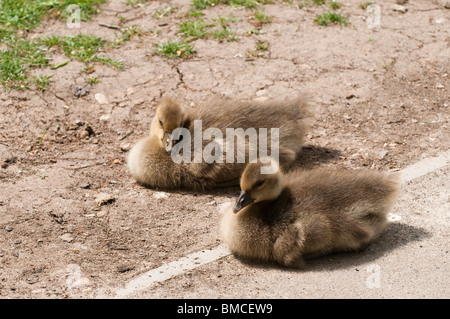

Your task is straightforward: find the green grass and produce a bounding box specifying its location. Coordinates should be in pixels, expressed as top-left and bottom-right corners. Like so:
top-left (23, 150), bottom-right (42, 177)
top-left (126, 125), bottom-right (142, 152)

top-left (179, 20), bottom-right (209, 41)
top-left (256, 40), bottom-right (269, 51)
top-left (192, 0), bottom-right (258, 10)
top-left (254, 11), bottom-right (272, 24)
top-left (329, 1), bottom-right (341, 9)
top-left (34, 75), bottom-right (51, 92)
top-left (212, 27), bottom-right (238, 42)
top-left (87, 76), bottom-right (100, 84)
top-left (314, 12), bottom-right (348, 26)
top-left (0, 37), bottom-right (50, 89)
top-left (155, 41), bottom-right (196, 59)
top-left (192, 0), bottom-right (221, 10)
top-left (360, 2), bottom-right (375, 10)
top-left (42, 34), bottom-right (123, 69)
top-left (0, 0), bottom-right (106, 31)
top-left (176, 15), bottom-right (239, 44)
top-left (152, 5), bottom-right (178, 19)
top-left (0, 1), bottom-right (131, 90)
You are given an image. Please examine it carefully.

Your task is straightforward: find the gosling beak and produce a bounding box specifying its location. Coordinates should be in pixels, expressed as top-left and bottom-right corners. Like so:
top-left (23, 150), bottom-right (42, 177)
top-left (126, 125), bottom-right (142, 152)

top-left (163, 132), bottom-right (173, 152)
top-left (233, 190), bottom-right (254, 214)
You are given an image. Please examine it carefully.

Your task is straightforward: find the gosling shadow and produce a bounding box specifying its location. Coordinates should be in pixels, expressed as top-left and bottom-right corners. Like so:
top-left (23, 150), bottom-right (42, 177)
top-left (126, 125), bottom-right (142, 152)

top-left (293, 144), bottom-right (342, 169)
top-left (232, 222), bottom-right (431, 272)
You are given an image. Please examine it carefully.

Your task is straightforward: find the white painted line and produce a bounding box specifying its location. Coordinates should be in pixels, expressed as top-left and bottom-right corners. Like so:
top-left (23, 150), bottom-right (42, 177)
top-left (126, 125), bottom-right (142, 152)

top-left (115, 244), bottom-right (231, 298)
top-left (400, 150), bottom-right (450, 182)
top-left (114, 150), bottom-right (450, 297)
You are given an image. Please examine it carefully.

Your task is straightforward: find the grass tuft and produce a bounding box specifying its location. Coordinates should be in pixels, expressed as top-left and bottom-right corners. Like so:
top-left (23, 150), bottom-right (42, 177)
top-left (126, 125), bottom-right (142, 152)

top-left (314, 12), bottom-right (348, 26)
top-left (155, 41), bottom-right (196, 59)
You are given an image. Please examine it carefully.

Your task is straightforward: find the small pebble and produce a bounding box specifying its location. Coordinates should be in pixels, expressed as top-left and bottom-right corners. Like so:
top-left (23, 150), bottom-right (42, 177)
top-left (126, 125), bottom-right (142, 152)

top-left (96, 210), bottom-right (108, 217)
top-left (152, 192), bottom-right (170, 200)
top-left (391, 4), bottom-right (408, 13)
top-left (117, 265), bottom-right (133, 273)
top-left (59, 233), bottom-right (74, 243)
top-left (6, 225), bottom-right (13, 232)
top-left (377, 150), bottom-right (389, 160)
top-left (120, 142), bottom-right (131, 152)
top-left (95, 93), bottom-right (109, 105)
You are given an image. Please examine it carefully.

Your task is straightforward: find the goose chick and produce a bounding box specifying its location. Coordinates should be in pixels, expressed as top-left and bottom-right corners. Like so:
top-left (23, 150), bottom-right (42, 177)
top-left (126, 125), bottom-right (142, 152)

top-left (128, 96), bottom-right (313, 190)
top-left (220, 161), bottom-right (401, 268)
top-left (150, 98), bottom-right (185, 151)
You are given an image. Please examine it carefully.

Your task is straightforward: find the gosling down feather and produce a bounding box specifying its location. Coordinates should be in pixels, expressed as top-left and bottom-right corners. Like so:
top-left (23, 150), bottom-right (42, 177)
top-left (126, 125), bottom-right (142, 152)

top-left (220, 161), bottom-right (401, 268)
top-left (128, 96), bottom-right (314, 190)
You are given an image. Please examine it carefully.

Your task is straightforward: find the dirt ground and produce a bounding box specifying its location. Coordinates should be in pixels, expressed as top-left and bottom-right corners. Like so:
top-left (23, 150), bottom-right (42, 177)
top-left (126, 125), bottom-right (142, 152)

top-left (0, 0), bottom-right (448, 298)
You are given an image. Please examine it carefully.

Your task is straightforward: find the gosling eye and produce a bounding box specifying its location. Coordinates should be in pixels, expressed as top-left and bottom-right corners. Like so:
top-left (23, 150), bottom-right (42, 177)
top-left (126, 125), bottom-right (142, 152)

top-left (254, 180), bottom-right (264, 189)
top-left (159, 119), bottom-right (163, 127)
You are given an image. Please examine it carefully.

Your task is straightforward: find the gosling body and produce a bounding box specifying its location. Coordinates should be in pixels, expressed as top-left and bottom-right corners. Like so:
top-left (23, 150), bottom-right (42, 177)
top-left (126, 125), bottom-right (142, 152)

top-left (128, 96), bottom-right (313, 190)
top-left (220, 163), bottom-right (401, 268)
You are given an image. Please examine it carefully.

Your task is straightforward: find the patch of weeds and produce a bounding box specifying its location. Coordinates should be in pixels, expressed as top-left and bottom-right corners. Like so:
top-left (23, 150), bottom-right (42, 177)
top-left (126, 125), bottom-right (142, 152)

top-left (0, 0), bottom-right (123, 90)
top-left (254, 11), bottom-right (272, 24)
top-left (210, 16), bottom-right (239, 42)
top-left (247, 29), bottom-right (266, 35)
top-left (0, 38), bottom-right (49, 89)
top-left (87, 76), bottom-right (100, 84)
top-left (152, 5), bottom-right (178, 19)
top-left (314, 12), bottom-right (348, 26)
top-left (34, 75), bottom-right (51, 92)
top-left (155, 41), bottom-right (196, 59)
top-left (192, 0), bottom-right (257, 10)
top-left (126, 0), bottom-right (149, 7)
top-left (329, 1), bottom-right (341, 10)
top-left (113, 25), bottom-right (146, 46)
top-left (212, 27), bottom-right (238, 42)
top-left (42, 34), bottom-right (123, 69)
top-left (179, 20), bottom-right (209, 41)
top-left (312, 0), bottom-right (326, 5)
top-left (58, 35), bottom-right (105, 62)
top-left (228, 0), bottom-right (257, 9)
top-left (0, 0), bottom-right (43, 31)
top-left (256, 40), bottom-right (269, 51)
top-left (81, 65), bottom-right (96, 74)
top-left (360, 2), bottom-right (375, 10)
top-left (93, 57), bottom-right (124, 69)
top-left (192, 0), bottom-right (220, 10)
top-left (50, 0), bottom-right (107, 21)
top-left (189, 9), bottom-right (205, 18)
top-left (0, 0), bottom-right (107, 31)
top-left (246, 39), bottom-right (269, 60)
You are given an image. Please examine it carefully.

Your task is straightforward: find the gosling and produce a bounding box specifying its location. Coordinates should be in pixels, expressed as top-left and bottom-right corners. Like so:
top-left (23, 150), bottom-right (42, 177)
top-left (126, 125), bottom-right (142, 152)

top-left (128, 96), bottom-right (313, 190)
top-left (219, 161), bottom-right (401, 268)
top-left (149, 98), bottom-right (185, 151)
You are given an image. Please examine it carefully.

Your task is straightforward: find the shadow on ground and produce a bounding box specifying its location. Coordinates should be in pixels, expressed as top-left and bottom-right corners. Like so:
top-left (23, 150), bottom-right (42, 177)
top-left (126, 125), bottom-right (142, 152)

top-left (232, 222), bottom-right (431, 272)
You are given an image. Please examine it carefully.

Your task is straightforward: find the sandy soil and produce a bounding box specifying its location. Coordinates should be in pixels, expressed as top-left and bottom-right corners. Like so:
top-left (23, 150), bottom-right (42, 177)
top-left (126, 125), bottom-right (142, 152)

top-left (0, 0), bottom-right (448, 298)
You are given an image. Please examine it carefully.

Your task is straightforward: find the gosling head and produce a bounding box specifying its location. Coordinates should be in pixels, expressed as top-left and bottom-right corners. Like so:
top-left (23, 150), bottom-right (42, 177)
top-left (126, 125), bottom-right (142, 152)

top-left (233, 160), bottom-right (284, 214)
top-left (154, 99), bottom-right (184, 151)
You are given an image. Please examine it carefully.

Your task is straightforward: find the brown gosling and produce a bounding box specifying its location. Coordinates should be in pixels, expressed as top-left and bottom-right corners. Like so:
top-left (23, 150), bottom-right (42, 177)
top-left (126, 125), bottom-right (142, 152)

top-left (219, 161), bottom-right (401, 268)
top-left (128, 96), bottom-right (314, 190)
top-left (149, 98), bottom-right (185, 151)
